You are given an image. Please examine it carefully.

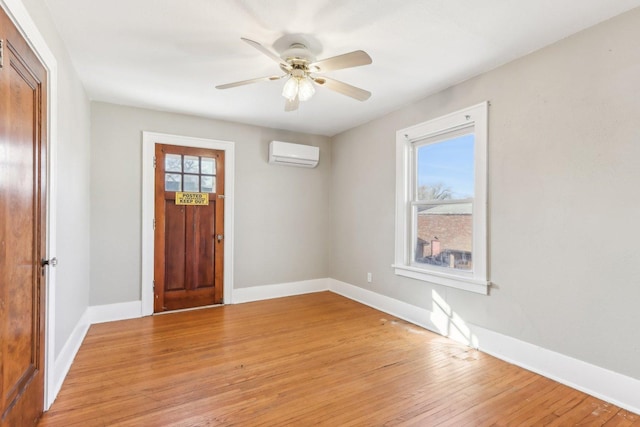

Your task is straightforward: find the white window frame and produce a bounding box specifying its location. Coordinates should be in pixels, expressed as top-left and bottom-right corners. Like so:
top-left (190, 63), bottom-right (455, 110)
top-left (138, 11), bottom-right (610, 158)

top-left (394, 102), bottom-right (489, 295)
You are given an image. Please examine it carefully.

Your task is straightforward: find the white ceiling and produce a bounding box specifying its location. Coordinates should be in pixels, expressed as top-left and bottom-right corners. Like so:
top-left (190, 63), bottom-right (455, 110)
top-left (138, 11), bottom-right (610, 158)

top-left (44, 0), bottom-right (640, 136)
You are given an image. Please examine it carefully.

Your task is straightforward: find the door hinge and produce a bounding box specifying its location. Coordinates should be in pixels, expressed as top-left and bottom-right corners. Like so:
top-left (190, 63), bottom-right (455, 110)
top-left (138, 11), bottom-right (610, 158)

top-left (218, 194), bottom-right (225, 199)
top-left (153, 281), bottom-right (155, 292)
top-left (0, 39), bottom-right (4, 69)
top-left (153, 155), bottom-right (156, 168)
top-left (153, 218), bottom-right (156, 230)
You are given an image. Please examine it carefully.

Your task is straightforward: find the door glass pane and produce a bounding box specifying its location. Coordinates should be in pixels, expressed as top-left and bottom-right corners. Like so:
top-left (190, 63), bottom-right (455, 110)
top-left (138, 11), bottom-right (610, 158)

top-left (165, 154), bottom-right (182, 172)
top-left (201, 157), bottom-right (216, 175)
top-left (165, 173), bottom-right (182, 191)
top-left (413, 203), bottom-right (473, 271)
top-left (201, 176), bottom-right (216, 193)
top-left (416, 134), bottom-right (474, 201)
top-left (183, 156), bottom-right (199, 174)
top-left (183, 174), bottom-right (199, 192)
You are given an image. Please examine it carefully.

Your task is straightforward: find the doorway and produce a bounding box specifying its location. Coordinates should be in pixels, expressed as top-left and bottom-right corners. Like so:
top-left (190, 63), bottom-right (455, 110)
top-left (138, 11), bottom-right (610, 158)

top-left (154, 144), bottom-right (225, 311)
top-left (141, 132), bottom-right (235, 315)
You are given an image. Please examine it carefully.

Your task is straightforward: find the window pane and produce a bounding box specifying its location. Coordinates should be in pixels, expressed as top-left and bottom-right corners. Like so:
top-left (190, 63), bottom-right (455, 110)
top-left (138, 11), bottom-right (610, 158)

top-left (201, 157), bottom-right (216, 175)
top-left (184, 155), bottom-right (199, 174)
top-left (165, 173), bottom-right (181, 191)
top-left (183, 174), bottom-right (199, 192)
top-left (416, 134), bottom-right (474, 201)
top-left (414, 203), bottom-right (473, 271)
top-left (165, 154), bottom-right (182, 172)
top-left (201, 176), bottom-right (216, 193)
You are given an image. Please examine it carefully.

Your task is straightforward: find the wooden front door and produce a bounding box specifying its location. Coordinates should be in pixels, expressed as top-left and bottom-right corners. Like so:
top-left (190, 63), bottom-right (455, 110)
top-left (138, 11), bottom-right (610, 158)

top-left (0, 6), bottom-right (48, 426)
top-left (154, 144), bottom-right (224, 312)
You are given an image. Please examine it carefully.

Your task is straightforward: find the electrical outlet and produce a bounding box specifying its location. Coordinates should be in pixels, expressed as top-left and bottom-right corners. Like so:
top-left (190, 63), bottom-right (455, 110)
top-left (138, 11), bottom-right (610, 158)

top-left (367, 272), bottom-right (372, 283)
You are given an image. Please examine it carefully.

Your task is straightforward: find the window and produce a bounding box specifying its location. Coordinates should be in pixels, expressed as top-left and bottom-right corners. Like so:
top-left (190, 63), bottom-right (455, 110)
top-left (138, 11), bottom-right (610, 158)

top-left (164, 154), bottom-right (217, 193)
top-left (394, 102), bottom-right (488, 294)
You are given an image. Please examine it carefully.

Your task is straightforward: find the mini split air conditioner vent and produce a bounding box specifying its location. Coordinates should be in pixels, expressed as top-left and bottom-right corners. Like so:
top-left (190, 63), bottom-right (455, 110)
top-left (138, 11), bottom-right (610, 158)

top-left (268, 141), bottom-right (319, 168)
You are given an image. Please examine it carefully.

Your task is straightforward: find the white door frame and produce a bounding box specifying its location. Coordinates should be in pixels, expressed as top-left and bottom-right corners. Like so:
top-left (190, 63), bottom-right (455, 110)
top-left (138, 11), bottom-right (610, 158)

top-left (0, 0), bottom-right (59, 410)
top-left (141, 132), bottom-right (235, 315)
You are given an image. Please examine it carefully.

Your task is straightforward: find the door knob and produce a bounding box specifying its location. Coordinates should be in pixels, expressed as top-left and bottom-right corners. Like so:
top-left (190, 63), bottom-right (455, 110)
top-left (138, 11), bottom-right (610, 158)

top-left (41, 257), bottom-right (58, 267)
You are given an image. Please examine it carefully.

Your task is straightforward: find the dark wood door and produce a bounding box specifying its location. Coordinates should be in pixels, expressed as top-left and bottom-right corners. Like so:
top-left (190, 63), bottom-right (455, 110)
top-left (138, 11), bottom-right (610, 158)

top-left (154, 144), bottom-right (224, 312)
top-left (0, 6), bottom-right (48, 426)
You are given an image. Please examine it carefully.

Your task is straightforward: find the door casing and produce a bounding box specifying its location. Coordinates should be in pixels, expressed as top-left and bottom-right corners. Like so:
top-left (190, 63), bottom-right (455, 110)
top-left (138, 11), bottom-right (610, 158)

top-left (141, 132), bottom-right (235, 315)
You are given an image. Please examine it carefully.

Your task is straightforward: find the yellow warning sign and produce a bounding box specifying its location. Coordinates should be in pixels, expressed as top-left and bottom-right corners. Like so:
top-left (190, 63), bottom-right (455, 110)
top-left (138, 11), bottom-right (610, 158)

top-left (175, 192), bottom-right (209, 206)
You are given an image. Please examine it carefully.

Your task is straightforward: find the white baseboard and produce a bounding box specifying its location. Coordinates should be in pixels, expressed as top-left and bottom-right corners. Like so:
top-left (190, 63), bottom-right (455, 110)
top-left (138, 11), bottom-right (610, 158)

top-left (88, 300), bottom-right (143, 324)
top-left (232, 278), bottom-right (330, 303)
top-left (83, 278), bottom-right (331, 326)
top-left (470, 324), bottom-right (640, 415)
top-left (328, 278), bottom-right (640, 415)
top-left (51, 308), bottom-right (90, 406)
top-left (49, 300), bottom-right (143, 406)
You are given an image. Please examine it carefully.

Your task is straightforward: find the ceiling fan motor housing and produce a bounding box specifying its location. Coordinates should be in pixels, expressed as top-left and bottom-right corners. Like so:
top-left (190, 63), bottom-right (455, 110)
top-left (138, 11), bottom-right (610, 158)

top-left (281, 43), bottom-right (315, 63)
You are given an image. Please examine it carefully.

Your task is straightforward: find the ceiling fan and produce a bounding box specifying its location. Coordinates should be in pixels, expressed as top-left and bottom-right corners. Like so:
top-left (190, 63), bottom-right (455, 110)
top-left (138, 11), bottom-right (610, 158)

top-left (216, 37), bottom-right (372, 112)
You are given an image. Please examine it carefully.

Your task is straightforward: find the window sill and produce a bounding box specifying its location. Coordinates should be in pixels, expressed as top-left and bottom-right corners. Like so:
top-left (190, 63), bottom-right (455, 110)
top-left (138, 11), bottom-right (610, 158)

top-left (392, 264), bottom-right (489, 295)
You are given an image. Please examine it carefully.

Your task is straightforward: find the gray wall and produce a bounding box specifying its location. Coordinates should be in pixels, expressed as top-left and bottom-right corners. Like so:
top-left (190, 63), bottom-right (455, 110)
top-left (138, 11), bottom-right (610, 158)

top-left (331, 8), bottom-right (640, 379)
top-left (90, 103), bottom-right (331, 305)
top-left (19, 0), bottom-right (92, 357)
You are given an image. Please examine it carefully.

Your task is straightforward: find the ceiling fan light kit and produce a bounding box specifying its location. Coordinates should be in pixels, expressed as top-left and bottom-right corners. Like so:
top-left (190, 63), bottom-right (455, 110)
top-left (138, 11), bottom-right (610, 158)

top-left (296, 77), bottom-right (315, 101)
top-left (216, 36), bottom-right (372, 111)
top-left (282, 77), bottom-right (299, 100)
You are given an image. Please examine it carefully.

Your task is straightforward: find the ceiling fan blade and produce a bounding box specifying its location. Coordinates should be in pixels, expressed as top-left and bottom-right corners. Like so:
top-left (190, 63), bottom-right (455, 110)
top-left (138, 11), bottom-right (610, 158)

top-left (241, 37), bottom-right (288, 67)
top-left (284, 96), bottom-right (299, 112)
top-left (312, 77), bottom-right (371, 101)
top-left (310, 50), bottom-right (372, 73)
top-left (216, 75), bottom-right (284, 90)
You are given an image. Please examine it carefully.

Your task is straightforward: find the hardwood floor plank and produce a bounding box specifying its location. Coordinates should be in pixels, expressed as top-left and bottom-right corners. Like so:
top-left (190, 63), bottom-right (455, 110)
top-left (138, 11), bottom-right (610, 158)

top-left (39, 292), bottom-right (637, 426)
top-left (603, 409), bottom-right (640, 426)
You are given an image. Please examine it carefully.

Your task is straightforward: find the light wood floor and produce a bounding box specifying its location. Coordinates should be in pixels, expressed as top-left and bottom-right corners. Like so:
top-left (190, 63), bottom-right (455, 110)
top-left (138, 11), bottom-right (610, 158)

top-left (40, 292), bottom-right (639, 426)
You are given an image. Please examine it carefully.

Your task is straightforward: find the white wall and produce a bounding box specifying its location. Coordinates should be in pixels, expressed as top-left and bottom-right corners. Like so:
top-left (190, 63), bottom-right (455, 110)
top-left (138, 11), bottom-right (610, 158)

top-left (90, 103), bottom-right (331, 305)
top-left (18, 0), bottom-right (91, 358)
top-left (331, 8), bottom-right (640, 379)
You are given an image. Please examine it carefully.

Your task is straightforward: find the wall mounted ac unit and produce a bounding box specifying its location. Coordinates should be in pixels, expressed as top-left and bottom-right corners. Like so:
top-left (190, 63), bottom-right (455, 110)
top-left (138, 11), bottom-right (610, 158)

top-left (268, 141), bottom-right (319, 168)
